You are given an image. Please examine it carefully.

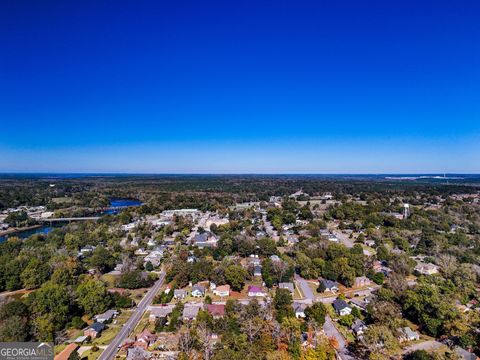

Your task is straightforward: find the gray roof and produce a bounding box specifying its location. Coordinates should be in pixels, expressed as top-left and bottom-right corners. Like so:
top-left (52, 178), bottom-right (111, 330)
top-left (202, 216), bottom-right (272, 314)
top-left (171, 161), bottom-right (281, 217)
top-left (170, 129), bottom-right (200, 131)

top-left (194, 233), bottom-right (208, 243)
top-left (127, 347), bottom-right (151, 360)
top-left (351, 319), bottom-right (366, 332)
top-left (149, 305), bottom-right (174, 318)
top-left (182, 305), bottom-right (201, 319)
top-left (293, 302), bottom-right (307, 313)
top-left (174, 289), bottom-right (187, 297)
top-left (321, 279), bottom-right (339, 289)
top-left (192, 284), bottom-right (205, 294)
top-left (454, 347), bottom-right (478, 360)
top-left (86, 322), bottom-right (106, 333)
top-left (332, 299), bottom-right (350, 312)
top-left (279, 282), bottom-right (295, 293)
top-left (95, 309), bottom-right (118, 321)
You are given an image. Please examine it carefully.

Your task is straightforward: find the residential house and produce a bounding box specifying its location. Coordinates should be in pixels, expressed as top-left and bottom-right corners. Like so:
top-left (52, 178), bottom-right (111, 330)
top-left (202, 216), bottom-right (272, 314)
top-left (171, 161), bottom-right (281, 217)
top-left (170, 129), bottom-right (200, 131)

top-left (94, 309), bottom-right (119, 323)
top-left (332, 299), bottom-right (352, 316)
top-left (365, 239), bottom-right (375, 247)
top-left (372, 261), bottom-right (382, 272)
top-left (78, 245), bottom-right (96, 257)
top-left (279, 282), bottom-right (295, 294)
top-left (354, 276), bottom-right (371, 288)
top-left (147, 238), bottom-right (157, 247)
top-left (293, 302), bottom-right (307, 318)
top-left (248, 285), bottom-right (266, 297)
top-left (351, 319), bottom-right (367, 336)
top-left (213, 285), bottom-right (230, 297)
top-left (270, 255), bottom-right (281, 262)
top-left (319, 279), bottom-right (339, 292)
top-left (191, 284), bottom-right (206, 297)
top-left (148, 305), bottom-right (174, 322)
top-left (144, 250), bottom-right (163, 268)
top-left (127, 347), bottom-right (151, 360)
top-left (174, 289), bottom-right (188, 300)
top-left (206, 304), bottom-right (225, 318)
top-left (71, 335), bottom-right (88, 344)
top-left (349, 298), bottom-right (368, 311)
top-left (253, 265), bottom-right (262, 277)
top-left (192, 232), bottom-right (218, 248)
top-left (134, 248), bottom-right (149, 256)
top-left (414, 262), bottom-right (439, 275)
top-left (287, 236), bottom-right (299, 245)
top-left (84, 322), bottom-right (106, 339)
top-left (454, 347), bottom-right (479, 360)
top-left (135, 329), bottom-right (157, 349)
top-left (398, 327), bottom-right (420, 342)
top-left (183, 305), bottom-right (202, 321)
top-left (248, 255), bottom-right (261, 266)
top-left (121, 221), bottom-right (139, 232)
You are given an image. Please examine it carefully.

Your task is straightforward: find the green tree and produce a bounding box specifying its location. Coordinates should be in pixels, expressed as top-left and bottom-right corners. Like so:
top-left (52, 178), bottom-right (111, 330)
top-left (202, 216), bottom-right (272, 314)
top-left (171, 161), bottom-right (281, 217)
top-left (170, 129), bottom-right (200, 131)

top-left (28, 282), bottom-right (71, 340)
top-left (304, 302), bottom-right (327, 326)
top-left (274, 289), bottom-right (294, 322)
top-left (86, 246), bottom-right (116, 273)
top-left (225, 265), bottom-right (248, 292)
top-left (21, 258), bottom-right (50, 290)
top-left (75, 279), bottom-right (111, 315)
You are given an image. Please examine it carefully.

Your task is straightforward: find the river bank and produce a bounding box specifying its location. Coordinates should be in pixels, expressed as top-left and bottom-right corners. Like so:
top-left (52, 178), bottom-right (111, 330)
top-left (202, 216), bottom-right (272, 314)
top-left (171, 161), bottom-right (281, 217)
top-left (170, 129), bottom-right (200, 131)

top-left (0, 198), bottom-right (143, 242)
top-left (0, 224), bottom-right (42, 237)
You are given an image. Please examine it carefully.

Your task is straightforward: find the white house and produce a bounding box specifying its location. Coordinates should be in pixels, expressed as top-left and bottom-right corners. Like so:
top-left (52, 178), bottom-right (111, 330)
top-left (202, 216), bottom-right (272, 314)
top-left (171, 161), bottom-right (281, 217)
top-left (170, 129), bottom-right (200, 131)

top-left (414, 262), bottom-right (439, 275)
top-left (248, 285), bottom-right (266, 297)
top-left (333, 299), bottom-right (352, 316)
top-left (191, 284), bottom-right (206, 297)
top-left (213, 285), bottom-right (230, 297)
top-left (293, 302), bottom-right (307, 318)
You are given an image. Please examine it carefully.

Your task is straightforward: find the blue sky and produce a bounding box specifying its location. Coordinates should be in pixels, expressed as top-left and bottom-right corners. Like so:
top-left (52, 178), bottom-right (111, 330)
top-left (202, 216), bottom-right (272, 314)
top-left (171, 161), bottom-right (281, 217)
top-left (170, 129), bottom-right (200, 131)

top-left (1, 0), bottom-right (479, 173)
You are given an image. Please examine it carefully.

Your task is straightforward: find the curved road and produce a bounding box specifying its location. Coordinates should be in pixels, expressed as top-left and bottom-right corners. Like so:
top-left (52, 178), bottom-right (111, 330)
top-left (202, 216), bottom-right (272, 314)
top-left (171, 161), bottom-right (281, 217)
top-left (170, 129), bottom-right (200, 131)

top-left (98, 272), bottom-right (166, 360)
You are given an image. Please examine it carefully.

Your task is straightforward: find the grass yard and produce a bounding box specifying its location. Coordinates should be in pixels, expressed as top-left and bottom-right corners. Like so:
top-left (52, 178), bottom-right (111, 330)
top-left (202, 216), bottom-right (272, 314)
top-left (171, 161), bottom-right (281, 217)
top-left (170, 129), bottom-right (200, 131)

top-left (54, 344), bottom-right (68, 355)
top-left (94, 310), bottom-right (133, 345)
top-left (80, 347), bottom-right (104, 360)
top-left (100, 274), bottom-right (120, 288)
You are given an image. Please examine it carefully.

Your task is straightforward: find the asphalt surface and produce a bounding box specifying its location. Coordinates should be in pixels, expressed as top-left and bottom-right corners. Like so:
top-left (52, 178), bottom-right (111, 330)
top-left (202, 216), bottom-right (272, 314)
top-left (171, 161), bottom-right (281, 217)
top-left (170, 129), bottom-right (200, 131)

top-left (323, 315), bottom-right (356, 360)
top-left (98, 272), bottom-right (166, 360)
top-left (294, 274), bottom-right (315, 303)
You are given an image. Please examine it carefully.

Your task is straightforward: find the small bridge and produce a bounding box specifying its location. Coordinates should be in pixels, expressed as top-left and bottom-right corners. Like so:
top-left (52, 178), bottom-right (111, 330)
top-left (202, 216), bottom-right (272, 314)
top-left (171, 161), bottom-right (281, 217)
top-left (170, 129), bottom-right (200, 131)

top-left (39, 217), bottom-right (101, 223)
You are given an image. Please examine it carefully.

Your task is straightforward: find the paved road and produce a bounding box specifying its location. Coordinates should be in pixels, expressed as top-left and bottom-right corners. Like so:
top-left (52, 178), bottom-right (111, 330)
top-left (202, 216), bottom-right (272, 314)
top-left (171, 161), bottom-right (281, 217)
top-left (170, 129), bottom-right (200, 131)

top-left (98, 272), bottom-right (166, 360)
top-left (323, 315), bottom-right (356, 360)
top-left (294, 274), bottom-right (315, 303)
top-left (332, 230), bottom-right (355, 248)
top-left (262, 215), bottom-right (279, 241)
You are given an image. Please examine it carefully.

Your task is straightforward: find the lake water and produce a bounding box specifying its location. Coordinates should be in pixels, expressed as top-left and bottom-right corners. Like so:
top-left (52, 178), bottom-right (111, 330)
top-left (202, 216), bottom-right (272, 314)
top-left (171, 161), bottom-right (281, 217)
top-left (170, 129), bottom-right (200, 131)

top-left (0, 198), bottom-right (142, 242)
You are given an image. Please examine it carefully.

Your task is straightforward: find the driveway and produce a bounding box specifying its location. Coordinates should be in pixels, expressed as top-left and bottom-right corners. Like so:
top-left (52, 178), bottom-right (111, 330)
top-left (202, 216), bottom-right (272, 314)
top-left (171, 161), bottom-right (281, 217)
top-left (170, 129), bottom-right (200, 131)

top-left (404, 340), bottom-right (445, 353)
top-left (333, 230), bottom-right (355, 248)
top-left (98, 272), bottom-right (166, 360)
top-left (323, 315), bottom-right (356, 360)
top-left (294, 274), bottom-right (315, 303)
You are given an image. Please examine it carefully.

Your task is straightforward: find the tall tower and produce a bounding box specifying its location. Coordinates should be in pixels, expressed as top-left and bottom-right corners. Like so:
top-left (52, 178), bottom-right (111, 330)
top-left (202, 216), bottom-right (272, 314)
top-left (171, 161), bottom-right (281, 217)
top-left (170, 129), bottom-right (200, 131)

top-left (403, 203), bottom-right (410, 219)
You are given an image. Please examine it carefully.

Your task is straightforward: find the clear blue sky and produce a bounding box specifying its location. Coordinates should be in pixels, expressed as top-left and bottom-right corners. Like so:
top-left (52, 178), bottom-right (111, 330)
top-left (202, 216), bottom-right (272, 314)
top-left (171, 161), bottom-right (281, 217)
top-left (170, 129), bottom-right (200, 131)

top-left (1, 0), bottom-right (479, 173)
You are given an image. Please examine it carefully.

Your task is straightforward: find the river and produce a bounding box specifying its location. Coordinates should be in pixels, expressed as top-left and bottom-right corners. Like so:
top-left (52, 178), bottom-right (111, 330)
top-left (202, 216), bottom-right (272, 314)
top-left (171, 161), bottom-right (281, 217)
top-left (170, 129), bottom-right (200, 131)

top-left (0, 198), bottom-right (142, 242)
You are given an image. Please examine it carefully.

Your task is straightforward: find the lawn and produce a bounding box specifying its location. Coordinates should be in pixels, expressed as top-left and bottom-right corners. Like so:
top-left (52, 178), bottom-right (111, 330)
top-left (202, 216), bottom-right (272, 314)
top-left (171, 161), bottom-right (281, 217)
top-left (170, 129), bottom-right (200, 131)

top-left (54, 344), bottom-right (68, 355)
top-left (80, 347), bottom-right (104, 360)
top-left (292, 284), bottom-right (303, 300)
top-left (94, 310), bottom-right (133, 345)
